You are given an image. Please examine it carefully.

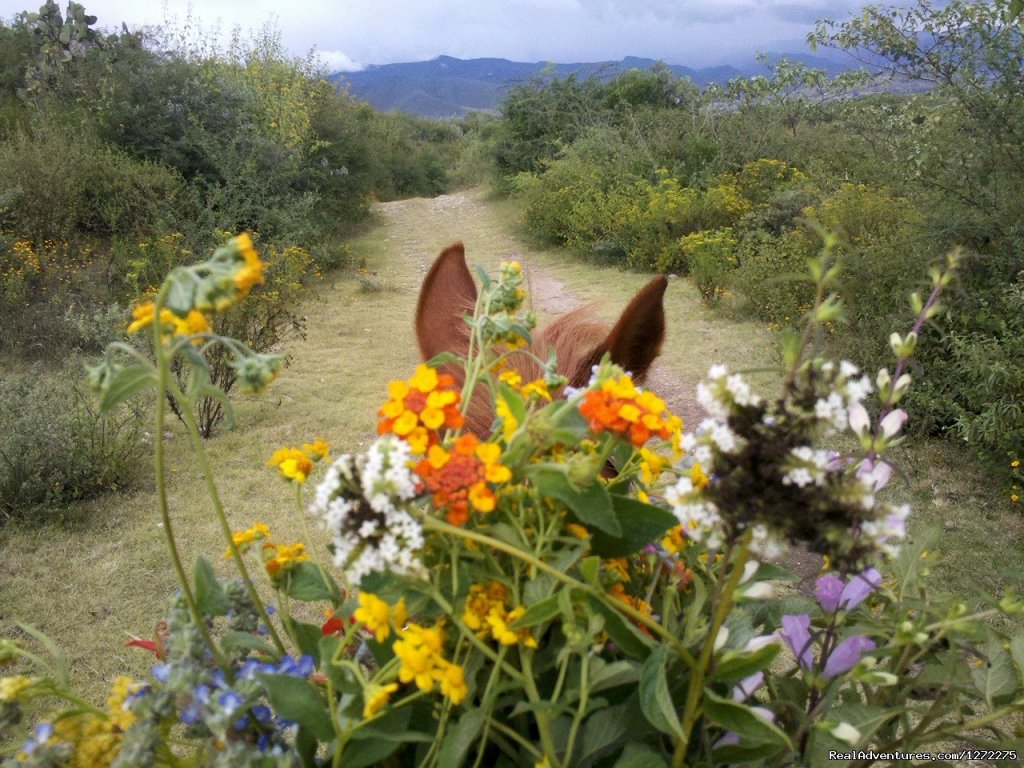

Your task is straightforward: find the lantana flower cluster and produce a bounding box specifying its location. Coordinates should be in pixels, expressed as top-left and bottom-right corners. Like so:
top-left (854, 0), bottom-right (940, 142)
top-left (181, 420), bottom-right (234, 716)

top-left (580, 371), bottom-right (683, 449)
top-left (377, 364), bottom-right (465, 454)
top-left (669, 361), bottom-right (909, 570)
top-left (412, 433), bottom-right (511, 526)
top-left (309, 435), bottom-right (425, 585)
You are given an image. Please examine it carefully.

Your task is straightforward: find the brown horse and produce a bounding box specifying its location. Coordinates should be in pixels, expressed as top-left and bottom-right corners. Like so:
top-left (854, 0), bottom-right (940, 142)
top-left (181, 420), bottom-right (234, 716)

top-left (415, 242), bottom-right (668, 435)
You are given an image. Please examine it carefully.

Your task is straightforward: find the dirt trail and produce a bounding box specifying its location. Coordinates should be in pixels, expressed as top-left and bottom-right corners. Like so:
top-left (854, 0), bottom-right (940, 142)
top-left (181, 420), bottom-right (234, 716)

top-left (372, 192), bottom-right (705, 428)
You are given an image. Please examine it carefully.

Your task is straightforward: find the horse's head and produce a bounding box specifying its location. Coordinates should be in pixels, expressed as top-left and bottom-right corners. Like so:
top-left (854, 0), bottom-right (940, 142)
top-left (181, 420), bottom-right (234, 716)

top-left (415, 242), bottom-right (668, 434)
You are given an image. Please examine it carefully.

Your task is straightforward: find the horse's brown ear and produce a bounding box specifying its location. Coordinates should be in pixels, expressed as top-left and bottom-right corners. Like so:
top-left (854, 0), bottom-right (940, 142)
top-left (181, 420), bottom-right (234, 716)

top-left (416, 242), bottom-right (478, 362)
top-left (578, 276), bottom-right (668, 384)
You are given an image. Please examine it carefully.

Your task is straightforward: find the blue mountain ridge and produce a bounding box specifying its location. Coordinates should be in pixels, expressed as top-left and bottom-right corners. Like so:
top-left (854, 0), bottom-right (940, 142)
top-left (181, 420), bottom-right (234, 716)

top-left (330, 52), bottom-right (858, 119)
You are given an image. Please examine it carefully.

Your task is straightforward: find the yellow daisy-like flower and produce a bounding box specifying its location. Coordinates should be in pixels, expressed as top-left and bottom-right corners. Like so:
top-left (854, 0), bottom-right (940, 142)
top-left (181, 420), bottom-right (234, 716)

top-left (468, 481), bottom-right (496, 513)
top-left (394, 624), bottom-right (446, 692)
top-left (233, 233), bottom-right (266, 296)
top-left (302, 439), bottom-right (330, 461)
top-left (520, 379), bottom-right (552, 401)
top-left (639, 447), bottom-right (667, 484)
top-left (487, 606), bottom-right (538, 648)
top-left (354, 593), bottom-right (406, 643)
top-left (267, 447), bottom-right (314, 483)
top-left (362, 682), bottom-right (399, 718)
top-left (225, 522), bottom-right (271, 558)
top-left (264, 541), bottom-right (310, 578)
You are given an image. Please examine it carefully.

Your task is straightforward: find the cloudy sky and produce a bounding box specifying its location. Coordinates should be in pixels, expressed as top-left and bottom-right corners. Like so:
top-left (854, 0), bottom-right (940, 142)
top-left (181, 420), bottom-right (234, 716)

top-left (0, 1), bottom-right (913, 71)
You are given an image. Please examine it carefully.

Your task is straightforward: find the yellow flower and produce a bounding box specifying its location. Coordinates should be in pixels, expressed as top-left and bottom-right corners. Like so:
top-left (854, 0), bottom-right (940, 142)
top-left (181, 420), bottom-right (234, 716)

top-left (495, 396), bottom-right (519, 442)
top-left (463, 581), bottom-right (510, 633)
top-left (267, 447), bottom-right (313, 483)
top-left (354, 593), bottom-right (405, 643)
top-left (639, 447), bottom-right (666, 484)
top-left (302, 439), bottom-right (330, 461)
top-left (468, 481), bottom-right (496, 513)
top-left (225, 522), bottom-right (271, 557)
top-left (1011, 459), bottom-right (1020, 468)
top-left (498, 369), bottom-right (523, 388)
top-left (394, 624), bottom-right (446, 692)
top-left (690, 463), bottom-right (709, 489)
top-left (520, 379), bottom-right (552, 401)
top-left (362, 682), bottom-right (399, 718)
top-left (436, 660), bottom-right (468, 704)
top-left (0, 675), bottom-right (36, 702)
top-left (565, 523), bottom-right (590, 539)
top-left (264, 541), bottom-right (310, 578)
top-left (392, 410), bottom-right (419, 437)
top-left (233, 233), bottom-right (265, 296)
top-left (409, 364), bottom-right (440, 393)
top-left (487, 606), bottom-right (537, 648)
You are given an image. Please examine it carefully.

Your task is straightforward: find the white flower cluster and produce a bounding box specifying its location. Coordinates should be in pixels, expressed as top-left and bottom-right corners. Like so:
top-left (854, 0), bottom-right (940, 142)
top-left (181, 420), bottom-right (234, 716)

top-left (817, 360), bottom-right (873, 435)
top-left (310, 436), bottom-right (425, 586)
top-left (665, 476), bottom-right (724, 549)
top-left (782, 446), bottom-right (831, 488)
top-left (696, 365), bottom-right (762, 419)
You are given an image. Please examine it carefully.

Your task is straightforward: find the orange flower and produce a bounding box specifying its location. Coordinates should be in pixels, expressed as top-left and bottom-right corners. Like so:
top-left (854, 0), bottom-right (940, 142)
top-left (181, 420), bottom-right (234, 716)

top-left (580, 374), bottom-right (681, 447)
top-left (377, 365), bottom-right (465, 454)
top-left (412, 434), bottom-right (510, 526)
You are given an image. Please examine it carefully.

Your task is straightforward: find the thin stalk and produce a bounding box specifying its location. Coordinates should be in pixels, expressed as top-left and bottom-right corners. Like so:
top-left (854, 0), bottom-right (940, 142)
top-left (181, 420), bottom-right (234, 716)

top-left (673, 539), bottom-right (752, 768)
top-left (173, 389), bottom-right (287, 655)
top-left (521, 649), bottom-right (559, 763)
top-left (151, 286), bottom-right (227, 671)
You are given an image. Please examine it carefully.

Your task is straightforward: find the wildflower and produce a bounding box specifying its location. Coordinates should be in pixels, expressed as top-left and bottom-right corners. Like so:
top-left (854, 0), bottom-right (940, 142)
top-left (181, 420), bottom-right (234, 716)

top-left (436, 660), bottom-right (468, 704)
top-left (354, 593), bottom-right (407, 643)
top-left (394, 623), bottom-right (447, 692)
top-left (311, 436), bottom-right (425, 585)
top-left (263, 541), bottom-right (310, 578)
top-left (224, 522), bottom-right (271, 558)
top-left (303, 439), bottom-right (330, 461)
top-left (779, 614), bottom-right (814, 669)
top-left (378, 365), bottom-right (465, 454)
top-left (580, 372), bottom-right (681, 447)
top-left (413, 434), bottom-right (510, 526)
top-left (267, 447), bottom-right (313, 483)
top-left (488, 606), bottom-right (539, 648)
top-left (0, 675), bottom-right (36, 702)
top-left (362, 682), bottom-right (399, 718)
top-left (822, 636), bottom-right (876, 678)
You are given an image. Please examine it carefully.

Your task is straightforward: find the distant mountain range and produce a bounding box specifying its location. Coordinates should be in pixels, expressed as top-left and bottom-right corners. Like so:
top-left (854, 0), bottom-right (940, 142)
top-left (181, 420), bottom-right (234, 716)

top-left (330, 52), bottom-right (859, 119)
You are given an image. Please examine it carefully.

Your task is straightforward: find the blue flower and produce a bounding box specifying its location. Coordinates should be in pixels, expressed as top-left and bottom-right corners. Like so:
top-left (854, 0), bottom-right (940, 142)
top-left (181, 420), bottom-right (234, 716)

top-left (151, 663), bottom-right (171, 682)
top-left (22, 722), bottom-right (54, 755)
top-left (823, 636), bottom-right (876, 678)
top-left (779, 614), bottom-right (814, 669)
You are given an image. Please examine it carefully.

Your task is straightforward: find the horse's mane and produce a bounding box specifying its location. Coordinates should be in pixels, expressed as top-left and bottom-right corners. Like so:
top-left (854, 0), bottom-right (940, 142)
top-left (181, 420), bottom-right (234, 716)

top-left (416, 242), bottom-right (667, 436)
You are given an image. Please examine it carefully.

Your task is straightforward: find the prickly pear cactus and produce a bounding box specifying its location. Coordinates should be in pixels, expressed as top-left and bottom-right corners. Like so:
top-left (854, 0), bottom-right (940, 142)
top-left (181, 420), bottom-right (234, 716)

top-left (23, 0), bottom-right (98, 90)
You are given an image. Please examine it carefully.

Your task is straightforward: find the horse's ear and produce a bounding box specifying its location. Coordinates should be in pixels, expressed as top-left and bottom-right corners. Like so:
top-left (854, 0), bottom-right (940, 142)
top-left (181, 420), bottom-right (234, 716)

top-left (577, 276), bottom-right (668, 384)
top-left (416, 242), bottom-right (478, 362)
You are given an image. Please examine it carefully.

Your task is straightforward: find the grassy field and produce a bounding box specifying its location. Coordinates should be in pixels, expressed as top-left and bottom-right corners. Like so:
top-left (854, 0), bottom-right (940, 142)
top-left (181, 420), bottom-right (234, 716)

top-left (1, 188), bottom-right (1020, 705)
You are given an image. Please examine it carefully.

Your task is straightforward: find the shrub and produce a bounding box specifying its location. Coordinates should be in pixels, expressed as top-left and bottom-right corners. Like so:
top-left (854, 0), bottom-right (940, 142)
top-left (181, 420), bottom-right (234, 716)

top-left (0, 367), bottom-right (143, 523)
top-left (677, 227), bottom-right (738, 303)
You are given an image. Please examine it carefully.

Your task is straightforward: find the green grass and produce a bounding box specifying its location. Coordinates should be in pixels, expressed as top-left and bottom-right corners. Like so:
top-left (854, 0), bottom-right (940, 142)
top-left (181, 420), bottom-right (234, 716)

top-left (0, 188), bottom-right (1020, 709)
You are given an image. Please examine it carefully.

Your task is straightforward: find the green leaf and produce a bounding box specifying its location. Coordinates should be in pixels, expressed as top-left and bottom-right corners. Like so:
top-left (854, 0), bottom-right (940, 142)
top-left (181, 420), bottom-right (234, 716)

top-left (639, 646), bottom-right (683, 740)
top-left (532, 469), bottom-right (620, 536)
top-left (588, 659), bottom-right (640, 694)
top-left (437, 708), bottom-right (486, 768)
top-left (712, 741), bottom-right (786, 764)
top-left (589, 495), bottom-right (678, 557)
top-left (971, 639), bottom-right (1018, 705)
top-left (612, 744), bottom-right (669, 768)
top-left (16, 623), bottom-right (69, 687)
top-left (579, 704), bottom-right (630, 766)
top-left (258, 673), bottom-right (333, 741)
top-left (710, 643), bottom-right (781, 684)
top-left (164, 269), bottom-right (200, 316)
top-left (580, 555), bottom-right (602, 586)
top-left (702, 689), bottom-right (791, 748)
top-left (319, 637), bottom-right (361, 694)
top-left (99, 364), bottom-right (157, 411)
top-left (425, 351), bottom-right (463, 368)
top-left (510, 593), bottom-right (561, 629)
top-left (584, 594), bottom-right (653, 659)
top-left (193, 557), bottom-right (229, 616)
top-left (283, 562), bottom-right (343, 604)
top-left (289, 620), bottom-right (325, 662)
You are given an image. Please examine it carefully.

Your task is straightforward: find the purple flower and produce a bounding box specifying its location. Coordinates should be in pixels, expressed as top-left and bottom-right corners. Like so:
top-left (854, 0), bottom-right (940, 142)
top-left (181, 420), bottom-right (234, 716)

top-left (731, 671), bottom-right (764, 701)
top-left (815, 574), bottom-right (845, 612)
top-left (823, 636), bottom-right (876, 678)
top-left (839, 568), bottom-right (881, 611)
top-left (815, 568), bottom-right (882, 613)
top-left (779, 614), bottom-right (814, 669)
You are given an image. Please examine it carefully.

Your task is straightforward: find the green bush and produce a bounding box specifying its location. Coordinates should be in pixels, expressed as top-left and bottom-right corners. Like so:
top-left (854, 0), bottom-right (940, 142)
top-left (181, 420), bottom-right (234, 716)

top-left (678, 227), bottom-right (738, 303)
top-left (0, 367), bottom-right (143, 523)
